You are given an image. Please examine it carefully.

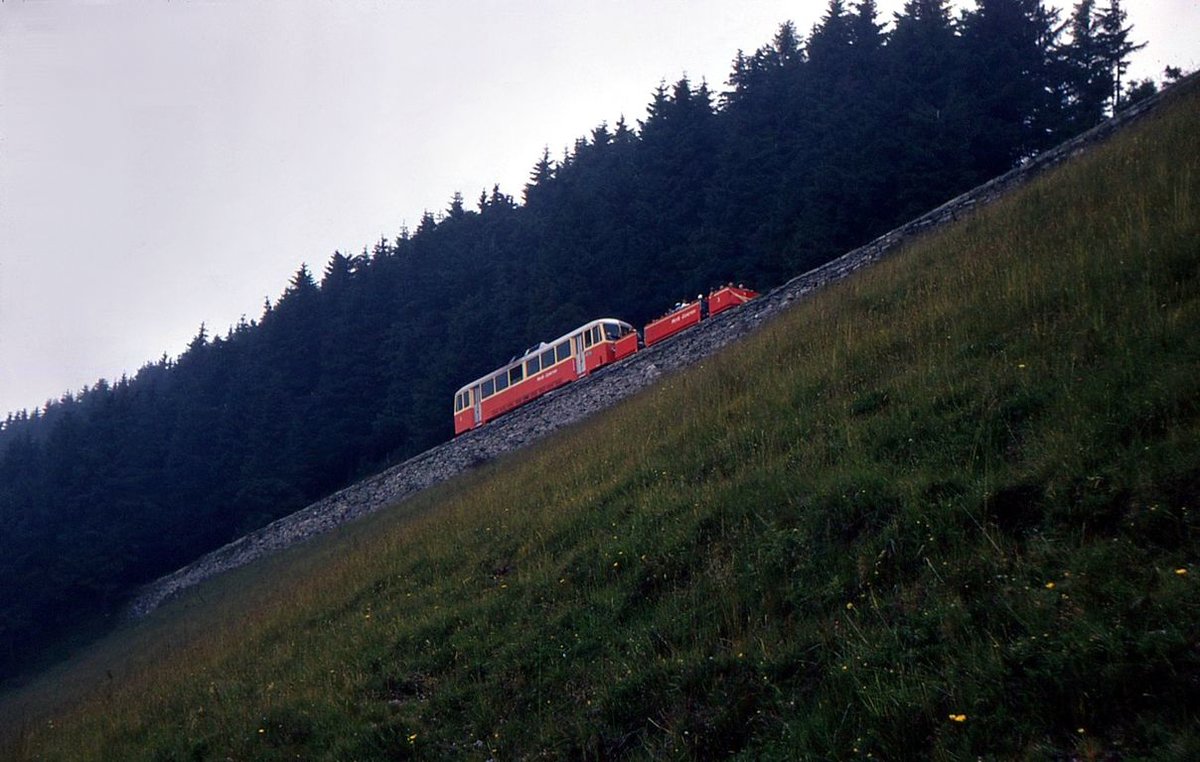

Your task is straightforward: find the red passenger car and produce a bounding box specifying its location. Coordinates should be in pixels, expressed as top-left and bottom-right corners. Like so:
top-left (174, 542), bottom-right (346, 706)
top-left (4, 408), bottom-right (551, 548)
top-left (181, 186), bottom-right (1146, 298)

top-left (452, 319), bottom-right (638, 435)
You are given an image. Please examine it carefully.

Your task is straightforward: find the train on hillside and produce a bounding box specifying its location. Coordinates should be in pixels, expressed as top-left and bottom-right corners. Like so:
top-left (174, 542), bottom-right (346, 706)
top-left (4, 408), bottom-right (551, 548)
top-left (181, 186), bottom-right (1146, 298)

top-left (452, 284), bottom-right (759, 434)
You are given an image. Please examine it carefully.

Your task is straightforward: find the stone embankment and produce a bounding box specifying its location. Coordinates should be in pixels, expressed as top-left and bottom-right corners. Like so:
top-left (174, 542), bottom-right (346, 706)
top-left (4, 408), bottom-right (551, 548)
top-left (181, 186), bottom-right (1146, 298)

top-left (127, 83), bottom-right (1175, 619)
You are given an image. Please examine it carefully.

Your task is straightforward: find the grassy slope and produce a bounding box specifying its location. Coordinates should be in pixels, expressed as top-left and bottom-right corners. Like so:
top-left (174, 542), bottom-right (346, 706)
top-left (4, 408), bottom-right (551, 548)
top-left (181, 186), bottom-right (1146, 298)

top-left (3, 81), bottom-right (1198, 760)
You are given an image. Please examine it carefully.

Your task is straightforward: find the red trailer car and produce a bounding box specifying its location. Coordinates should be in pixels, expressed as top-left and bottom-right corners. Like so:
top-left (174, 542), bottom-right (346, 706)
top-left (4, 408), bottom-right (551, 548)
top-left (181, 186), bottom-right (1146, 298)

top-left (643, 299), bottom-right (702, 347)
top-left (642, 285), bottom-right (759, 347)
top-left (706, 284), bottom-right (759, 316)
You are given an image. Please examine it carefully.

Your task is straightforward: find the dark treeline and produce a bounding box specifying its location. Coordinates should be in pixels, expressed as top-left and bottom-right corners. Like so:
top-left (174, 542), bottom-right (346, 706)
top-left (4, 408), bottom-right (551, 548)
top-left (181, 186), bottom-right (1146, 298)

top-left (0, 0), bottom-right (1171, 681)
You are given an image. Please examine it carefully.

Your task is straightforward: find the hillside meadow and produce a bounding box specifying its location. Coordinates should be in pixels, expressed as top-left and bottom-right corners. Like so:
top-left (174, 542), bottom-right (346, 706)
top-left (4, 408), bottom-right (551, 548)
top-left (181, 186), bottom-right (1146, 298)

top-left (2, 80), bottom-right (1198, 760)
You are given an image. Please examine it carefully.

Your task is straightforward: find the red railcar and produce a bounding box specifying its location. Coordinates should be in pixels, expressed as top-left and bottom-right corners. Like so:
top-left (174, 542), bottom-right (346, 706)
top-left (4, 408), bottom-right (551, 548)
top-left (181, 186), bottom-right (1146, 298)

top-left (453, 319), bottom-right (638, 435)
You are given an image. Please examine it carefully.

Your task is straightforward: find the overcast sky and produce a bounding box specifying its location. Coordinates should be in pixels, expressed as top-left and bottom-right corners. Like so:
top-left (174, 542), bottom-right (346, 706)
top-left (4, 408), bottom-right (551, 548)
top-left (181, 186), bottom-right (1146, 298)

top-left (1, 1), bottom-right (1196, 419)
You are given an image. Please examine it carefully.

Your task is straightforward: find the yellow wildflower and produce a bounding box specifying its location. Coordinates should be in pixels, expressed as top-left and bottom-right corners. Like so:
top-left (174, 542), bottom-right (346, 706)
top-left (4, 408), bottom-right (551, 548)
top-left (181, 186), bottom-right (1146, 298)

top-left (948, 714), bottom-right (967, 722)
top-left (1045, 581), bottom-right (1056, 589)
top-left (1175, 568), bottom-right (1188, 576)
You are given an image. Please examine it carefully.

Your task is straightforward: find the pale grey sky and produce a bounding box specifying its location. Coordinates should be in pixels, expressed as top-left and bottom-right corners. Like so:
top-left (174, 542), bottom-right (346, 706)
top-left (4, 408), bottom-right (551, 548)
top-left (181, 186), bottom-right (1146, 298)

top-left (1, 1), bottom-right (1195, 418)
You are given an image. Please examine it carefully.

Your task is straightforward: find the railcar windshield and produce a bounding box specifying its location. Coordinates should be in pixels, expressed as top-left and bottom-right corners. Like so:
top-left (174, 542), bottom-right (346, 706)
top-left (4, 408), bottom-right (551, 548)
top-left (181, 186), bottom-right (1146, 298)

top-left (603, 322), bottom-right (623, 341)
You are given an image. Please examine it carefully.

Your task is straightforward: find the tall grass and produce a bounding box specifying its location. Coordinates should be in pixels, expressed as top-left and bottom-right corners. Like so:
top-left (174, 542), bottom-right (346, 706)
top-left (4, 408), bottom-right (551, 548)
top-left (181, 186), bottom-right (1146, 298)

top-left (3, 81), bottom-right (1198, 760)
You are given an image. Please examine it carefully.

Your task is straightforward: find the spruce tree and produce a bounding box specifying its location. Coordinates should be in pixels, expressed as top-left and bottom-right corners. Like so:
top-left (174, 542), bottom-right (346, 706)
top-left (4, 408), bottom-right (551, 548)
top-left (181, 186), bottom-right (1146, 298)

top-left (960, 0), bottom-right (1064, 173)
top-left (1063, 0), bottom-right (1112, 129)
top-left (885, 0), bottom-right (975, 216)
top-left (523, 149), bottom-right (554, 206)
top-left (447, 191), bottom-right (466, 220)
top-left (1097, 0), bottom-right (1145, 110)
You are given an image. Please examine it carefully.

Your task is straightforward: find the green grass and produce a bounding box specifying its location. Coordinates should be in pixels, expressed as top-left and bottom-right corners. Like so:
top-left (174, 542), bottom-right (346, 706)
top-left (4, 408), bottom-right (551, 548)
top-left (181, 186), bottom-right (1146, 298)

top-left (3, 81), bottom-right (1199, 760)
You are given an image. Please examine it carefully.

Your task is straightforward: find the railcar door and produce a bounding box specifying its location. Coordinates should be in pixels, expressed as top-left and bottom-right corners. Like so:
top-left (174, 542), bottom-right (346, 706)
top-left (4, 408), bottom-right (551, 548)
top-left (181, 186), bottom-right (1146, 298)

top-left (574, 334), bottom-right (586, 375)
top-left (472, 386), bottom-right (482, 426)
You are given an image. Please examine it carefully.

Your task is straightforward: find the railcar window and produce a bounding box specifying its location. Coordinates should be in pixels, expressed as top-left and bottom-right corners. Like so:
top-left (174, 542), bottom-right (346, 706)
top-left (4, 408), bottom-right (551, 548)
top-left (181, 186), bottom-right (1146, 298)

top-left (510, 365), bottom-right (523, 384)
top-left (583, 330), bottom-right (593, 348)
top-left (483, 379), bottom-right (495, 398)
top-left (604, 323), bottom-right (621, 341)
top-left (495, 373), bottom-right (508, 392)
top-left (556, 341), bottom-right (570, 362)
top-left (454, 394), bottom-right (461, 412)
top-left (526, 356), bottom-right (540, 374)
top-left (541, 349), bottom-right (555, 368)
top-left (592, 325), bottom-right (602, 344)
